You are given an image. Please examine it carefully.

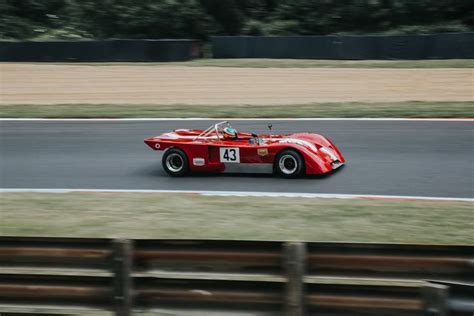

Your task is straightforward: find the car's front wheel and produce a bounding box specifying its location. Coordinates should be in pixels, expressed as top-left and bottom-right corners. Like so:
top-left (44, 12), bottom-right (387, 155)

top-left (162, 148), bottom-right (189, 177)
top-left (274, 149), bottom-right (305, 178)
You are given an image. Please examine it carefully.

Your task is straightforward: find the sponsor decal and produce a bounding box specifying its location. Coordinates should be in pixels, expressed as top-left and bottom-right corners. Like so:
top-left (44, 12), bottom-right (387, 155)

top-left (257, 148), bottom-right (268, 156)
top-left (193, 158), bottom-right (205, 166)
top-left (154, 143), bottom-right (160, 149)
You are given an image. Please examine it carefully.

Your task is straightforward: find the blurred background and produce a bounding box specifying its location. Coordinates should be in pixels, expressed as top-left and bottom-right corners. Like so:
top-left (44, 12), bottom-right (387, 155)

top-left (0, 1), bottom-right (473, 316)
top-left (1, 0), bottom-right (473, 40)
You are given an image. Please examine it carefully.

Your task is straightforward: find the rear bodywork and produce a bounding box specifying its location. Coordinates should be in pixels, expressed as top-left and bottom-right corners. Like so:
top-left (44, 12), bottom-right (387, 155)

top-left (144, 121), bottom-right (345, 175)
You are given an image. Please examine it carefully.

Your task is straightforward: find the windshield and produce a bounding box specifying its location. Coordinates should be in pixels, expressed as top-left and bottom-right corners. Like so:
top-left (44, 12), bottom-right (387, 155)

top-left (193, 121), bottom-right (234, 141)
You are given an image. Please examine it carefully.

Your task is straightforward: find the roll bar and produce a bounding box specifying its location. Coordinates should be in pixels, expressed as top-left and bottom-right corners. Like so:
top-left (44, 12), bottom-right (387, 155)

top-left (193, 121), bottom-right (231, 141)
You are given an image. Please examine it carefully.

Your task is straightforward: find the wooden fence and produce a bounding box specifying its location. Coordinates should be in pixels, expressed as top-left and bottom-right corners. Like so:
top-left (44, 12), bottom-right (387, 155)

top-left (1, 237), bottom-right (473, 315)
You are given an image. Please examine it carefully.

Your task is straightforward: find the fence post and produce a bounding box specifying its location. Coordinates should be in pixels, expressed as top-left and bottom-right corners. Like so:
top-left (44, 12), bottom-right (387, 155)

top-left (283, 242), bottom-right (306, 316)
top-left (422, 282), bottom-right (448, 316)
top-left (112, 239), bottom-right (133, 316)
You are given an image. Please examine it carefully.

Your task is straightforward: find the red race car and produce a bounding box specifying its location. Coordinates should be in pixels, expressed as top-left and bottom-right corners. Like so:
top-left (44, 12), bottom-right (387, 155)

top-left (144, 121), bottom-right (345, 178)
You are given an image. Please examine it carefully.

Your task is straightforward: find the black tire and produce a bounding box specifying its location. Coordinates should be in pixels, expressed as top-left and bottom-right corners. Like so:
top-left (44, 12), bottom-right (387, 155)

top-left (274, 149), bottom-right (305, 178)
top-left (162, 148), bottom-right (189, 177)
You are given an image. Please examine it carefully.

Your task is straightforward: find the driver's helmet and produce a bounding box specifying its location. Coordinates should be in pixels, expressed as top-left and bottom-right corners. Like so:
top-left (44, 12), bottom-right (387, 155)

top-left (223, 127), bottom-right (238, 139)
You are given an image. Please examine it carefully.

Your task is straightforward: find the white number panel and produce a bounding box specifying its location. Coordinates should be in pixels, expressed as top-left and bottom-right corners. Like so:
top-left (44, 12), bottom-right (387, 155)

top-left (219, 147), bottom-right (240, 163)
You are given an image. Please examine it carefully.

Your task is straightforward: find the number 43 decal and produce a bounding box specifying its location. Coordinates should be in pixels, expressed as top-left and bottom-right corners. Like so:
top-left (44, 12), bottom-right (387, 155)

top-left (219, 147), bottom-right (240, 163)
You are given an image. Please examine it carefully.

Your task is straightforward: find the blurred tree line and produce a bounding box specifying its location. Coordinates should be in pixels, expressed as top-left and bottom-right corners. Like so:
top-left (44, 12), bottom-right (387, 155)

top-left (1, 0), bottom-right (473, 40)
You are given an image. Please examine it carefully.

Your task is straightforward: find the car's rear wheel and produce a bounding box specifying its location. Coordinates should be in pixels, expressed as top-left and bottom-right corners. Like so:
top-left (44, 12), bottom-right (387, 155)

top-left (162, 148), bottom-right (189, 177)
top-left (274, 149), bottom-right (305, 178)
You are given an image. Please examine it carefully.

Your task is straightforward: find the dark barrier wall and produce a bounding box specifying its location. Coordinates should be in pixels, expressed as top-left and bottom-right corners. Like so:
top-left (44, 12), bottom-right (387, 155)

top-left (0, 39), bottom-right (201, 62)
top-left (212, 33), bottom-right (474, 59)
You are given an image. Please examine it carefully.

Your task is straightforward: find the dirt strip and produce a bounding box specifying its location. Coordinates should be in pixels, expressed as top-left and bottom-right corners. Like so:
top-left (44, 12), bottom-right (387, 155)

top-left (1, 64), bottom-right (472, 105)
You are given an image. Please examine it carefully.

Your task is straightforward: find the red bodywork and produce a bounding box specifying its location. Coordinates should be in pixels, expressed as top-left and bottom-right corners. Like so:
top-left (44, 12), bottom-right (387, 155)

top-left (144, 123), bottom-right (345, 175)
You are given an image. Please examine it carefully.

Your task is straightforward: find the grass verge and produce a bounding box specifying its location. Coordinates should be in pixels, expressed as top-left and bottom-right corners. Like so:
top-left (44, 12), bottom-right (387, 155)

top-left (23, 59), bottom-right (474, 68)
top-left (175, 58), bottom-right (474, 68)
top-left (1, 101), bottom-right (473, 118)
top-left (1, 192), bottom-right (472, 244)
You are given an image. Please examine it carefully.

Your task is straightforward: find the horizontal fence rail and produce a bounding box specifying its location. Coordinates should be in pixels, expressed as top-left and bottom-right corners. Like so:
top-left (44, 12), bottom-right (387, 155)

top-left (0, 237), bottom-right (473, 315)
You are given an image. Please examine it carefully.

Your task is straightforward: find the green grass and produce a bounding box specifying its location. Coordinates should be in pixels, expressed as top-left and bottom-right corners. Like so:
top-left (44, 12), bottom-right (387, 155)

top-left (177, 58), bottom-right (474, 68)
top-left (1, 101), bottom-right (473, 118)
top-left (1, 192), bottom-right (472, 244)
top-left (19, 58), bottom-right (474, 68)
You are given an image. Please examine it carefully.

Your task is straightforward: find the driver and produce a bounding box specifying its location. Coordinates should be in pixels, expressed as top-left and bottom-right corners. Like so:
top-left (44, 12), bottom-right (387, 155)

top-left (223, 127), bottom-right (238, 140)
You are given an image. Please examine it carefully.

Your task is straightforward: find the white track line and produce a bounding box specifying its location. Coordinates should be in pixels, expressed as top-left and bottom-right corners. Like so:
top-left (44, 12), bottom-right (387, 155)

top-left (1, 188), bottom-right (472, 202)
top-left (1, 118), bottom-right (473, 122)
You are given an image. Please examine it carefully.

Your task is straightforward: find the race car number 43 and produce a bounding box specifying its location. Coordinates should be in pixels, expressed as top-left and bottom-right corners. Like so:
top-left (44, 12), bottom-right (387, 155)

top-left (220, 147), bottom-right (240, 163)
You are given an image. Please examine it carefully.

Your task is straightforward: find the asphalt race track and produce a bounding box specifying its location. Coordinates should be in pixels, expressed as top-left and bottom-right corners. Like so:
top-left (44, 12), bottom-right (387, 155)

top-left (1, 120), bottom-right (473, 198)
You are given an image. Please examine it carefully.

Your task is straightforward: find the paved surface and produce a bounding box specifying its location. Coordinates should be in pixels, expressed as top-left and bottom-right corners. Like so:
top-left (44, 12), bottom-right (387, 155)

top-left (0, 120), bottom-right (472, 198)
top-left (2, 64), bottom-right (472, 104)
